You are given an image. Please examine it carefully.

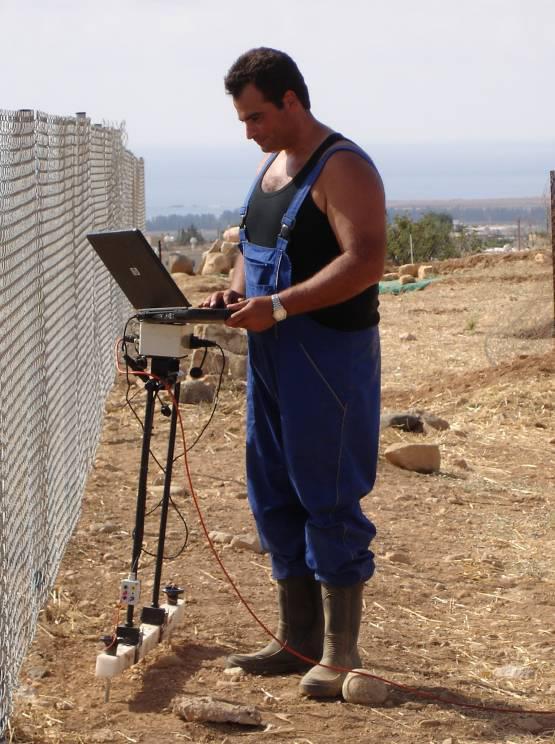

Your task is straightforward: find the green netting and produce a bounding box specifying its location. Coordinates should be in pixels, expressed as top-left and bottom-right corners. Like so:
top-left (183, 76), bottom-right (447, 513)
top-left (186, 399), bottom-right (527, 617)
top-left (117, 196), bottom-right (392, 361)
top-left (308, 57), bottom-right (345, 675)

top-left (379, 278), bottom-right (436, 294)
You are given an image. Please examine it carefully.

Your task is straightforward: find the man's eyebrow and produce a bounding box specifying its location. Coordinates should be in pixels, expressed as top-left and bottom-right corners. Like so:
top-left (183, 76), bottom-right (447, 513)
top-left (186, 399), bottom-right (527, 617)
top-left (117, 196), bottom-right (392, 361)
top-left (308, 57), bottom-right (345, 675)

top-left (239, 111), bottom-right (262, 122)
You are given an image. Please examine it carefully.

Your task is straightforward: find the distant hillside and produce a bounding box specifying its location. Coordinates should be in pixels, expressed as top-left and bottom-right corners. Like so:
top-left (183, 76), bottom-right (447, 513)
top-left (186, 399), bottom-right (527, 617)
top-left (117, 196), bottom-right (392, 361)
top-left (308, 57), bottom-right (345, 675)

top-left (146, 197), bottom-right (548, 234)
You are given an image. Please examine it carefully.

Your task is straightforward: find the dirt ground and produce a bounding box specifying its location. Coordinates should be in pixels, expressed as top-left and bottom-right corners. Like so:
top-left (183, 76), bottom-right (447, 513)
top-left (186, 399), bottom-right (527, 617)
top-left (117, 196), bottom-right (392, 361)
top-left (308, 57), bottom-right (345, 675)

top-left (8, 251), bottom-right (555, 744)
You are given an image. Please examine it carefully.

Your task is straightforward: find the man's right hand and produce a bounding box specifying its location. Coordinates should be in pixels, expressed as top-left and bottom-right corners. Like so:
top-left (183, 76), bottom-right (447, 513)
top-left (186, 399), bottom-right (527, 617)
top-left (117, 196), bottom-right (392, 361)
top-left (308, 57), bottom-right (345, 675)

top-left (200, 288), bottom-right (245, 308)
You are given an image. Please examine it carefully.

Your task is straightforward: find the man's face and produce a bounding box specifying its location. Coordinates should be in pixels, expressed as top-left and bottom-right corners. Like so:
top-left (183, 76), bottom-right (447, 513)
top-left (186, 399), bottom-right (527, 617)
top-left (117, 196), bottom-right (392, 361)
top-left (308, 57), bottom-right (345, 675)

top-left (233, 83), bottom-right (294, 153)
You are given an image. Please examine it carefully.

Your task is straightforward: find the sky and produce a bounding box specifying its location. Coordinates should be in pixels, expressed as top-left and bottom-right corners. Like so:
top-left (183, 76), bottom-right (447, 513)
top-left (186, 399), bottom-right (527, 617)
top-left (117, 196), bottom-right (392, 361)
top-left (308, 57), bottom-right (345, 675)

top-left (2, 0), bottom-right (555, 213)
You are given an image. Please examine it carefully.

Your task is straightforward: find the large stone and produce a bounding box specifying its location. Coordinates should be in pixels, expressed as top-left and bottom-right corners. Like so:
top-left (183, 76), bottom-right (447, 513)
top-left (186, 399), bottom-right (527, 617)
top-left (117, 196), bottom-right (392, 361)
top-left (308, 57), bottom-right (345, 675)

top-left (180, 380), bottom-right (215, 404)
top-left (399, 274), bottom-right (416, 285)
top-left (201, 253), bottom-right (232, 275)
top-left (173, 695), bottom-right (261, 725)
top-left (227, 351), bottom-right (248, 380)
top-left (223, 226), bottom-right (240, 243)
top-left (342, 670), bottom-right (389, 705)
top-left (169, 253), bottom-right (194, 275)
top-left (418, 264), bottom-right (435, 279)
top-left (230, 533), bottom-right (264, 553)
top-left (221, 242), bottom-right (241, 264)
top-left (194, 324), bottom-right (248, 355)
top-left (188, 347), bottom-right (228, 377)
top-left (384, 443), bottom-right (441, 474)
top-left (399, 263), bottom-right (419, 277)
top-left (208, 239), bottom-right (223, 254)
top-left (382, 272), bottom-right (399, 281)
top-left (208, 531), bottom-right (234, 545)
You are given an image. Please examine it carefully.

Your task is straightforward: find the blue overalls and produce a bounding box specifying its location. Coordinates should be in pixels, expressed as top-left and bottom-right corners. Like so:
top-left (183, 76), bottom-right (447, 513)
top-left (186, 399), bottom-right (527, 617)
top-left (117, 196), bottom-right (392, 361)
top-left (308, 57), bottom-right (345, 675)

top-left (240, 143), bottom-right (381, 587)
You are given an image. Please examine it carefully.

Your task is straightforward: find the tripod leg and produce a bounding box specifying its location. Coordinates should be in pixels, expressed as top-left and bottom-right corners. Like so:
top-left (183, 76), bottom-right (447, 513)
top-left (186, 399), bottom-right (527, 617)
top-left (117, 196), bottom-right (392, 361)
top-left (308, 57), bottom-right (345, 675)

top-left (126, 381), bottom-right (157, 627)
top-left (151, 380), bottom-right (181, 607)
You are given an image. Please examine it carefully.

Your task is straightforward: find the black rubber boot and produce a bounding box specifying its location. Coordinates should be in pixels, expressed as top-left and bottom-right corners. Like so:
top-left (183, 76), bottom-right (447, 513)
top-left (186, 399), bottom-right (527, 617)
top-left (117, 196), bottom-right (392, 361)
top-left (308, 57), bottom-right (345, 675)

top-left (226, 575), bottom-right (324, 674)
top-left (299, 581), bottom-right (364, 697)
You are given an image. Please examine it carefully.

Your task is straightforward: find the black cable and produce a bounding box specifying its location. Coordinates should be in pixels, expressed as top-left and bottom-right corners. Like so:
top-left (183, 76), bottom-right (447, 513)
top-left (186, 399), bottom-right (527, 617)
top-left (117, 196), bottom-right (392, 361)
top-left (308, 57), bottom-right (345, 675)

top-left (173, 342), bottom-right (226, 459)
top-left (119, 321), bottom-right (223, 565)
top-left (141, 493), bottom-right (189, 561)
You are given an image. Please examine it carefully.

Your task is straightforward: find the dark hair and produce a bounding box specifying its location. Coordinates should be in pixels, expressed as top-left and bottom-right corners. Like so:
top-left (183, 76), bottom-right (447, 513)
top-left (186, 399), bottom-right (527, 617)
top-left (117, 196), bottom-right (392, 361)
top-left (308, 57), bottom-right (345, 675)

top-left (224, 47), bottom-right (310, 110)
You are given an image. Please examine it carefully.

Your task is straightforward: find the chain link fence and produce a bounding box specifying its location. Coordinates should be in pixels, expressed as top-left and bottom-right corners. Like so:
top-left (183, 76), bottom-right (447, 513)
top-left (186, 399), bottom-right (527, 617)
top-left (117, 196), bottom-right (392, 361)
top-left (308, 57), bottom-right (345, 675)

top-left (0, 110), bottom-right (144, 734)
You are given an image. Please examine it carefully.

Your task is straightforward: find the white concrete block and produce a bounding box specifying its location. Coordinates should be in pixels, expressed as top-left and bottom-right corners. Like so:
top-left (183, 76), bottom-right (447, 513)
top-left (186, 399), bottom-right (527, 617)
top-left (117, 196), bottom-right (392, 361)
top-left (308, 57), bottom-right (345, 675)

top-left (95, 601), bottom-right (185, 679)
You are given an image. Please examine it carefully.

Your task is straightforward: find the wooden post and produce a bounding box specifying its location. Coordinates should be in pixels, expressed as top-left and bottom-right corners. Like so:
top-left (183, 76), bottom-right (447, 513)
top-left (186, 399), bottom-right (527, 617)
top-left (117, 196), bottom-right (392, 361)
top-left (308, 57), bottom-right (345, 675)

top-left (551, 171), bottom-right (555, 340)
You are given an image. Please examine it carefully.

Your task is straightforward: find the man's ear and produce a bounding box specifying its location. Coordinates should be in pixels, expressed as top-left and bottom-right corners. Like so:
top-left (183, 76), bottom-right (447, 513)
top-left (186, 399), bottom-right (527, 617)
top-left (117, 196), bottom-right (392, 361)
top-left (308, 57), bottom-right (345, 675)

top-left (282, 90), bottom-right (298, 110)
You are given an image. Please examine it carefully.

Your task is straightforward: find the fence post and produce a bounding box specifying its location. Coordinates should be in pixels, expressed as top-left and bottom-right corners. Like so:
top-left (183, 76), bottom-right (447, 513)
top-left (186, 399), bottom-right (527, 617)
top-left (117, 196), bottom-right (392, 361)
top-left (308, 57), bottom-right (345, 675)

top-left (551, 171), bottom-right (555, 340)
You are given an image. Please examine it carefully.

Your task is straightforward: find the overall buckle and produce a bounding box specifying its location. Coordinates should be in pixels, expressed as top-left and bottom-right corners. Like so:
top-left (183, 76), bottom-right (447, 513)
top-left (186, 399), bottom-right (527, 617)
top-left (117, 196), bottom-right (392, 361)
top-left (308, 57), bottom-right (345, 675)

top-left (279, 219), bottom-right (295, 240)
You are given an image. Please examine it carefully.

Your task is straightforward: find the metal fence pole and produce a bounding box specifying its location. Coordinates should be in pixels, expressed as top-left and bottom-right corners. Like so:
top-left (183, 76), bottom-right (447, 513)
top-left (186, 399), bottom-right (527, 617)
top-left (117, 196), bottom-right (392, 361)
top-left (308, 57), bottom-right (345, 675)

top-left (551, 171), bottom-right (555, 340)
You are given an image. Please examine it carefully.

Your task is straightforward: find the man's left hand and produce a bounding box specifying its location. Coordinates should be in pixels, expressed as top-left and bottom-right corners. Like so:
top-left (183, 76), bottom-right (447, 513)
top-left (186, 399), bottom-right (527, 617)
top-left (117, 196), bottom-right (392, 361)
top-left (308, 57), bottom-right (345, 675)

top-left (225, 296), bottom-right (275, 332)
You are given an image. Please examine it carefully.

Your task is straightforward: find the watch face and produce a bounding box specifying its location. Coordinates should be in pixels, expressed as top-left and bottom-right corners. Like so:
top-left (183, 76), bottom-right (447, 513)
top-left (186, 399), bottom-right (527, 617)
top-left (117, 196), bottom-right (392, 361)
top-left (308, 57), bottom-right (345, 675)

top-left (271, 295), bottom-right (287, 321)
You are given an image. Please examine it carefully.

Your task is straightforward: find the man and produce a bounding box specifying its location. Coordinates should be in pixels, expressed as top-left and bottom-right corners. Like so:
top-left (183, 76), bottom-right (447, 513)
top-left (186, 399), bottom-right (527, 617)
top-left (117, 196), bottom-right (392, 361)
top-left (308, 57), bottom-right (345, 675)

top-left (203, 48), bottom-right (386, 698)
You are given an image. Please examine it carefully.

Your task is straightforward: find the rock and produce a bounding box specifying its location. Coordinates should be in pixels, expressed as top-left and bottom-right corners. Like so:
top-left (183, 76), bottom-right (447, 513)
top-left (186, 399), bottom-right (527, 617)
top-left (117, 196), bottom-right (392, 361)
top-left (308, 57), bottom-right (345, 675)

top-left (534, 252), bottom-right (548, 264)
top-left (418, 264), bottom-right (435, 279)
top-left (224, 666), bottom-right (246, 676)
top-left (227, 351), bottom-right (248, 380)
top-left (399, 274), bottom-right (416, 285)
top-left (342, 669), bottom-right (389, 705)
top-left (149, 484), bottom-right (187, 499)
top-left (223, 226), bottom-right (240, 243)
top-left (180, 380), bottom-right (216, 404)
top-left (382, 272), bottom-right (399, 281)
top-left (97, 522), bottom-right (119, 534)
top-left (56, 700), bottom-right (75, 710)
top-left (188, 347), bottom-right (228, 377)
top-left (220, 242), bottom-right (241, 263)
top-left (419, 412), bottom-right (450, 431)
top-left (384, 443), bottom-right (440, 474)
top-left (194, 324), bottom-right (248, 355)
top-left (27, 666), bottom-right (49, 680)
top-left (173, 695), bottom-right (261, 725)
top-left (399, 332), bottom-right (416, 341)
top-left (230, 533), bottom-right (264, 554)
top-left (207, 239), bottom-right (223, 254)
top-left (169, 254), bottom-right (194, 275)
top-left (381, 412), bottom-right (424, 433)
top-left (384, 550), bottom-right (411, 565)
top-left (399, 263), bottom-right (419, 277)
top-left (208, 531), bottom-right (234, 545)
top-left (234, 491), bottom-right (248, 500)
top-left (201, 253), bottom-right (232, 275)
top-left (493, 664), bottom-right (533, 679)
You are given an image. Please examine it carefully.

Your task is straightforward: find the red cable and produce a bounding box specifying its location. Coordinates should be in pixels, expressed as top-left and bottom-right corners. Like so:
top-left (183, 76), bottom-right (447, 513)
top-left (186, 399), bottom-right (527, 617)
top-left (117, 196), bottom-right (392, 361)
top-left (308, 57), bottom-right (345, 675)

top-left (116, 351), bottom-right (554, 717)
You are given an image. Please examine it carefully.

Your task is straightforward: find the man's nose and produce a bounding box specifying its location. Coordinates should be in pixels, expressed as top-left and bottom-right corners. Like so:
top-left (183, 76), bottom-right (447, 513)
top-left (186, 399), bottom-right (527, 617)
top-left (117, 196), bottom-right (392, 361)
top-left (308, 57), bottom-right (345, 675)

top-left (245, 122), bottom-right (255, 140)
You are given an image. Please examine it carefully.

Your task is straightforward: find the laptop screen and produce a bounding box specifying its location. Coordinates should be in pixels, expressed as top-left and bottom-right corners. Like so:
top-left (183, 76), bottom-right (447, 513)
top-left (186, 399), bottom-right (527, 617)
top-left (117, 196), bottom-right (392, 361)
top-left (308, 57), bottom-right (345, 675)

top-left (87, 229), bottom-right (191, 309)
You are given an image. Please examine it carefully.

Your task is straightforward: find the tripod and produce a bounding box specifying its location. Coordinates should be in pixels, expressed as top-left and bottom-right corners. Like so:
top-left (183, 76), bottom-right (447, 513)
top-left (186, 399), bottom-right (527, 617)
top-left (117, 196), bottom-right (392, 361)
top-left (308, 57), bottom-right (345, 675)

top-left (117, 355), bottom-right (184, 644)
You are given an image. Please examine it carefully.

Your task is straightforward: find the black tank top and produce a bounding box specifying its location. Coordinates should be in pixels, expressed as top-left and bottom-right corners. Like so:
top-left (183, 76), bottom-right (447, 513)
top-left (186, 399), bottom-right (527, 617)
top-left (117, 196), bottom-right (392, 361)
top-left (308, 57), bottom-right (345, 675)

top-left (245, 133), bottom-right (380, 331)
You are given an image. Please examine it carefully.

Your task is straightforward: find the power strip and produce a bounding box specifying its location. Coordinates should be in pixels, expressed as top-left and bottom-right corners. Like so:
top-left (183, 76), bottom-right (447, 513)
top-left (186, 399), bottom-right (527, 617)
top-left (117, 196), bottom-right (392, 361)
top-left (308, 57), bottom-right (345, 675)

top-left (119, 579), bottom-right (141, 605)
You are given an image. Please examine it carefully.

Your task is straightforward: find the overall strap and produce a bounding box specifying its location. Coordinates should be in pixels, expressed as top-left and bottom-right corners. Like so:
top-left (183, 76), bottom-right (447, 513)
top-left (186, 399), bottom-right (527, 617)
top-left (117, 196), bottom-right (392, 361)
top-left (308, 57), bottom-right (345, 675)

top-left (239, 153), bottom-right (279, 243)
top-left (277, 144), bottom-right (376, 244)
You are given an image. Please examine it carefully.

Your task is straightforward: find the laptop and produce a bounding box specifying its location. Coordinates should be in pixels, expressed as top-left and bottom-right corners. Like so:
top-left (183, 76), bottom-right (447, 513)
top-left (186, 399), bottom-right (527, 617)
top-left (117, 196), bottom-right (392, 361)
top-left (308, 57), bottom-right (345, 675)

top-left (87, 229), bottom-right (231, 323)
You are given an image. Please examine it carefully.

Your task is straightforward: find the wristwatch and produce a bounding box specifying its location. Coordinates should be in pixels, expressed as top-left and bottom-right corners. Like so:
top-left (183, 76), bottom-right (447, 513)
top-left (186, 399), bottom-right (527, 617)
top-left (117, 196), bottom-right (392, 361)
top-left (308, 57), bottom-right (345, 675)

top-left (271, 294), bottom-right (288, 322)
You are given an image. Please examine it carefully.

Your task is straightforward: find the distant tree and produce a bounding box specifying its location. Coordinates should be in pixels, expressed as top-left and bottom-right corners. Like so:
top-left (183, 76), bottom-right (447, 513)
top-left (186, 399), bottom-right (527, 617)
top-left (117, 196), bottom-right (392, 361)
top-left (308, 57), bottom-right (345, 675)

top-left (178, 224), bottom-right (204, 244)
top-left (387, 211), bottom-right (457, 264)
